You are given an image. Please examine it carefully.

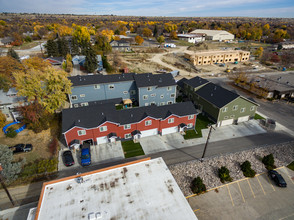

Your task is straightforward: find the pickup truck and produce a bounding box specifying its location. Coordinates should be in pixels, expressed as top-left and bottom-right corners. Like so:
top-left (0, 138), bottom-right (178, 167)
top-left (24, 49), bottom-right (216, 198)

top-left (81, 143), bottom-right (91, 166)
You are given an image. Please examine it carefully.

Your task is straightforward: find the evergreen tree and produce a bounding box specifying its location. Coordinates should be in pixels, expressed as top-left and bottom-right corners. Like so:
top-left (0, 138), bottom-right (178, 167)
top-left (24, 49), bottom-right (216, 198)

top-left (84, 46), bottom-right (98, 73)
top-left (71, 38), bottom-right (80, 56)
top-left (57, 38), bottom-right (69, 58)
top-left (45, 39), bottom-right (58, 57)
top-left (153, 25), bottom-right (158, 37)
top-left (7, 48), bottom-right (20, 61)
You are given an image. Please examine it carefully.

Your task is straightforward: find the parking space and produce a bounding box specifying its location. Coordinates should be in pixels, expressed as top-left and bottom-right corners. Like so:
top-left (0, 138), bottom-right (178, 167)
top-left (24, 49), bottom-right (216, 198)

top-left (187, 167), bottom-right (294, 220)
top-left (58, 141), bottom-right (124, 170)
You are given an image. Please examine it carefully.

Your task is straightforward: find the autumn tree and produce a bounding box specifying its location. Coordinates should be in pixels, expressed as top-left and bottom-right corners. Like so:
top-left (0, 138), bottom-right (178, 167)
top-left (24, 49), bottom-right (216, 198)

top-left (254, 47), bottom-right (263, 59)
top-left (135, 35), bottom-right (144, 45)
top-left (63, 54), bottom-right (73, 73)
top-left (142, 28), bottom-right (153, 38)
top-left (0, 112), bottom-right (6, 128)
top-left (94, 35), bottom-right (112, 54)
top-left (100, 29), bottom-right (114, 42)
top-left (164, 23), bottom-right (177, 33)
top-left (72, 25), bottom-right (90, 46)
top-left (170, 31), bottom-right (178, 40)
top-left (23, 57), bottom-right (50, 71)
top-left (281, 51), bottom-right (294, 68)
top-left (157, 35), bottom-right (165, 44)
top-left (7, 48), bottom-right (20, 61)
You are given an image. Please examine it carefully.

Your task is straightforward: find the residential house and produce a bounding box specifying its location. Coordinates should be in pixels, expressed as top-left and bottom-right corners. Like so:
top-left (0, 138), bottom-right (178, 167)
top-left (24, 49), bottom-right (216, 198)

top-left (0, 37), bottom-right (14, 47)
top-left (62, 101), bottom-right (198, 146)
top-left (110, 40), bottom-right (131, 52)
top-left (179, 76), bottom-right (259, 127)
top-left (177, 34), bottom-right (206, 43)
top-left (72, 55), bottom-right (103, 72)
top-left (44, 57), bottom-right (65, 65)
top-left (68, 72), bottom-right (177, 108)
top-left (190, 29), bottom-right (234, 41)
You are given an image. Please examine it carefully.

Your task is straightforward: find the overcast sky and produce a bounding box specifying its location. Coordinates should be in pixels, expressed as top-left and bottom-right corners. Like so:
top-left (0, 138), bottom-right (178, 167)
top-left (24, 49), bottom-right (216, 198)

top-left (1, 0), bottom-right (293, 17)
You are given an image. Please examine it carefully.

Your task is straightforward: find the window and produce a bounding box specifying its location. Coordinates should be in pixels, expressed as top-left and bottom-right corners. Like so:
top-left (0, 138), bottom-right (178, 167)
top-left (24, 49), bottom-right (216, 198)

top-left (167, 101), bottom-right (173, 104)
top-left (71, 95), bottom-right (77, 100)
top-left (99, 126), bottom-right (107, 132)
top-left (143, 95), bottom-right (148, 100)
top-left (188, 115), bottom-right (194, 120)
top-left (123, 91), bottom-right (128, 94)
top-left (224, 116), bottom-right (229, 119)
top-left (130, 90), bottom-right (136, 95)
top-left (222, 107), bottom-right (228, 112)
top-left (125, 133), bottom-right (132, 139)
top-left (145, 120), bottom-right (152, 126)
top-left (80, 94), bottom-right (85, 97)
top-left (78, 130), bottom-right (86, 136)
top-left (168, 118), bottom-right (174, 123)
top-left (151, 93), bottom-right (156, 97)
top-left (240, 107), bottom-right (245, 113)
top-left (250, 106), bottom-right (255, 111)
top-left (108, 84), bottom-right (115, 90)
top-left (81, 102), bottom-right (88, 106)
top-left (150, 102), bottom-right (156, 105)
top-left (232, 105), bottom-right (238, 111)
top-left (187, 123), bottom-right (193, 128)
top-left (124, 124), bottom-right (131, 130)
top-left (94, 84), bottom-right (100, 89)
top-left (147, 87), bottom-right (152, 91)
top-left (170, 93), bottom-right (175, 98)
top-left (230, 115), bottom-right (235, 118)
top-left (167, 86), bottom-right (172, 91)
top-left (145, 103), bottom-right (149, 106)
top-left (74, 104), bottom-right (79, 108)
top-left (160, 95), bottom-right (164, 99)
top-left (160, 102), bottom-right (165, 106)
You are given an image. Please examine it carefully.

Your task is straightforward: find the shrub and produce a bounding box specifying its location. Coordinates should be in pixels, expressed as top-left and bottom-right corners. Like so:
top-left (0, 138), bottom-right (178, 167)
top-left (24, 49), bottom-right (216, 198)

top-left (262, 153), bottom-right (275, 170)
top-left (218, 166), bottom-right (232, 183)
top-left (20, 158), bottom-right (58, 177)
top-left (5, 127), bottom-right (17, 138)
top-left (191, 177), bottom-right (206, 194)
top-left (240, 160), bottom-right (256, 177)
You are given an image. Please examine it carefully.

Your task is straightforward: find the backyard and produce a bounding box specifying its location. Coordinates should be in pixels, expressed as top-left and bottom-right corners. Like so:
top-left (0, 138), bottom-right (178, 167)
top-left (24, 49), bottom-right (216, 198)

top-left (184, 114), bottom-right (213, 140)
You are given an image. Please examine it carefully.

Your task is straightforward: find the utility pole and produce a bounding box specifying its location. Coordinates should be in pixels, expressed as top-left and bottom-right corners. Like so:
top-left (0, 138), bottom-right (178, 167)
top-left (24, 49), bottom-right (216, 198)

top-left (201, 125), bottom-right (215, 162)
top-left (0, 164), bottom-right (15, 207)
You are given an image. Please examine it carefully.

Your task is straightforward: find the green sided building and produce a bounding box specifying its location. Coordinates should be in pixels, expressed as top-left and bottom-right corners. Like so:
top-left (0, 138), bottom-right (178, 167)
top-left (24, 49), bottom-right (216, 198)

top-left (180, 77), bottom-right (259, 127)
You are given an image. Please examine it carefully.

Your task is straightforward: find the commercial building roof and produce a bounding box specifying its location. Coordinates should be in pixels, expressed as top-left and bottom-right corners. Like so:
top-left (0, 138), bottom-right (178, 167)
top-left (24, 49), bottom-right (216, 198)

top-left (31, 158), bottom-right (197, 220)
top-left (190, 29), bottom-right (234, 37)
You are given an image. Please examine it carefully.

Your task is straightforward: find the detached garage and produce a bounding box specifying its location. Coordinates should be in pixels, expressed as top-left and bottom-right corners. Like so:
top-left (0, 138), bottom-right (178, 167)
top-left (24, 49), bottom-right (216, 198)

top-left (162, 126), bottom-right (178, 135)
top-left (141, 128), bottom-right (158, 138)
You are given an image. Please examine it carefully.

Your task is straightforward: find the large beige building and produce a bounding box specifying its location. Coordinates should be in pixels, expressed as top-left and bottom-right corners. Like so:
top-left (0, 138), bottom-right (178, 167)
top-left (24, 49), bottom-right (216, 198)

top-left (190, 29), bottom-right (234, 41)
top-left (185, 50), bottom-right (250, 66)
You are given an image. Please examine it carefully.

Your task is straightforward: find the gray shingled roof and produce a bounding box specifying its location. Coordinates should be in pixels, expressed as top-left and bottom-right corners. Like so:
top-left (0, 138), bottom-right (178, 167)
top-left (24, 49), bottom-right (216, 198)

top-left (176, 78), bottom-right (188, 89)
top-left (134, 73), bottom-right (176, 88)
top-left (185, 76), bottom-right (209, 88)
top-left (62, 102), bottom-right (198, 133)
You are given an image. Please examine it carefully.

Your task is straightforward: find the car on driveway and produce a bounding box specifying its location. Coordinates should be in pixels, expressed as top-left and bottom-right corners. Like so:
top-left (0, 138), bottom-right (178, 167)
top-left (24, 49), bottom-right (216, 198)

top-left (268, 170), bottom-right (287, 187)
top-left (81, 143), bottom-right (91, 166)
top-left (9, 144), bottom-right (33, 154)
top-left (62, 150), bottom-right (75, 167)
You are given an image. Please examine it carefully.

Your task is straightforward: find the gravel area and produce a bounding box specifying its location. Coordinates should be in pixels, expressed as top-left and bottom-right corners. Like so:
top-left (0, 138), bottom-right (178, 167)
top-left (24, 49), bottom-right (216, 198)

top-left (169, 141), bottom-right (294, 196)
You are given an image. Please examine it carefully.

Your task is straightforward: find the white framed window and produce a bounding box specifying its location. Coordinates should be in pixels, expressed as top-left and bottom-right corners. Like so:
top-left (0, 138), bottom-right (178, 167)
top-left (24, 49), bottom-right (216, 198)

top-left (167, 101), bottom-right (173, 104)
top-left (170, 93), bottom-right (175, 98)
top-left (81, 102), bottom-right (88, 106)
top-left (240, 107), bottom-right (245, 113)
top-left (94, 84), bottom-right (100, 89)
top-left (80, 94), bottom-right (85, 97)
top-left (145, 103), bottom-right (149, 106)
top-left (143, 95), bottom-right (148, 100)
top-left (168, 118), bottom-right (174, 123)
top-left (167, 86), bottom-right (172, 91)
top-left (78, 130), bottom-right (86, 136)
top-left (160, 95), bottom-right (164, 99)
top-left (147, 87), bottom-right (152, 91)
top-left (230, 115), bottom-right (235, 118)
top-left (187, 123), bottom-right (193, 128)
top-left (250, 106), bottom-right (255, 111)
top-left (108, 84), bottom-right (115, 90)
top-left (130, 90), bottom-right (136, 95)
top-left (124, 124), bottom-right (131, 130)
top-left (188, 115), bottom-right (194, 120)
top-left (222, 107), bottom-right (228, 112)
top-left (160, 102), bottom-right (165, 106)
top-left (71, 95), bottom-right (77, 100)
top-left (125, 133), bottom-right (132, 139)
top-left (74, 104), bottom-right (79, 108)
top-left (232, 105), bottom-right (238, 111)
top-left (123, 91), bottom-right (128, 94)
top-left (145, 120), bottom-right (152, 126)
top-left (151, 93), bottom-right (156, 97)
top-left (224, 116), bottom-right (229, 119)
top-left (99, 126), bottom-right (107, 132)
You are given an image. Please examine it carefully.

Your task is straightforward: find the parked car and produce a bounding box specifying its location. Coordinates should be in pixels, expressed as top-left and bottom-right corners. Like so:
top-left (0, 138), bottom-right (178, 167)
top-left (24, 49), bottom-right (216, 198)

top-left (81, 143), bottom-right (91, 166)
top-left (62, 150), bottom-right (75, 167)
top-left (9, 144), bottom-right (33, 154)
top-left (268, 170), bottom-right (287, 187)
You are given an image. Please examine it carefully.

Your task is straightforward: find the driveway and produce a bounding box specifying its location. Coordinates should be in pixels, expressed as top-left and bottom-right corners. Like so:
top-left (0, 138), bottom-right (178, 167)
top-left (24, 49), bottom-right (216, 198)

top-left (187, 167), bottom-right (294, 220)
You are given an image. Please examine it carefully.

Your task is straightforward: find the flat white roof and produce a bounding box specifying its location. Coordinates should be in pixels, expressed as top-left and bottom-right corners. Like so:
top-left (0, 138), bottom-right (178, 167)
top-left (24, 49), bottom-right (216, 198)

top-left (34, 158), bottom-right (197, 220)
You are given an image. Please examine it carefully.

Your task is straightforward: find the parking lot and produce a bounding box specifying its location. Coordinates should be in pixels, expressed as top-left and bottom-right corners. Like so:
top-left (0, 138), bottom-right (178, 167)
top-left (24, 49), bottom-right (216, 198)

top-left (187, 167), bottom-right (294, 220)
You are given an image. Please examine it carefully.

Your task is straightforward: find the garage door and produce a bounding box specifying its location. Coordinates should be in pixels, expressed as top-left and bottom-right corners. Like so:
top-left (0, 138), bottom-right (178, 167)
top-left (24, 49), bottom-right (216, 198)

top-left (162, 126), bottom-right (178, 135)
top-left (96, 136), bottom-right (108, 145)
top-left (141, 128), bottom-right (158, 138)
top-left (220, 119), bottom-right (234, 126)
top-left (237, 116), bottom-right (249, 123)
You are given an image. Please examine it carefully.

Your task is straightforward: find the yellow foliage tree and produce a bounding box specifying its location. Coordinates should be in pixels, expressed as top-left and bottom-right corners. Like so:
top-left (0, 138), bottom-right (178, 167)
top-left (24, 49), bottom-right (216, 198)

top-left (58, 25), bottom-right (73, 37)
top-left (142, 28), bottom-right (152, 38)
top-left (135, 35), bottom-right (144, 45)
top-left (23, 57), bottom-right (50, 71)
top-left (72, 25), bottom-right (90, 45)
top-left (100, 29), bottom-right (114, 42)
top-left (164, 23), bottom-right (177, 33)
top-left (113, 36), bottom-right (121, 41)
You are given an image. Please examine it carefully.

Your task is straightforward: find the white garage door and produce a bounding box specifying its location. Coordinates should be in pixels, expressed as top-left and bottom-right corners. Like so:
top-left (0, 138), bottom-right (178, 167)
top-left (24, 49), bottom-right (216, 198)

top-left (96, 136), bottom-right (108, 145)
top-left (220, 119), bottom-right (234, 126)
top-left (162, 126), bottom-right (178, 135)
top-left (237, 116), bottom-right (249, 123)
top-left (141, 128), bottom-right (158, 138)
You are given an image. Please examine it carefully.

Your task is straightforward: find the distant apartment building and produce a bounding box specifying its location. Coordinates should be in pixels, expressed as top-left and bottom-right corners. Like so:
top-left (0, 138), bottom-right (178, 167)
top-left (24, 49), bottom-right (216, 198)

top-left (184, 50), bottom-right (250, 66)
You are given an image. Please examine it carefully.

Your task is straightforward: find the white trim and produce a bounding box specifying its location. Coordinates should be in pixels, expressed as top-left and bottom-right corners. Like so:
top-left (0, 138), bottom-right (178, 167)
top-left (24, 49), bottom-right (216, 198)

top-left (145, 120), bottom-right (152, 126)
top-left (187, 123), bottom-right (193, 128)
top-left (99, 126), bottom-right (108, 132)
top-left (80, 94), bottom-right (85, 97)
top-left (78, 130), bottom-right (86, 136)
top-left (168, 118), bottom-right (174, 124)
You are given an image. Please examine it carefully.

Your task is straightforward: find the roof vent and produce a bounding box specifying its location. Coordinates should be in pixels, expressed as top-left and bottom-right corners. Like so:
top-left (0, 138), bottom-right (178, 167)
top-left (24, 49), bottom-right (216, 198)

top-left (102, 112), bottom-right (104, 115)
top-left (131, 114), bottom-right (133, 117)
top-left (211, 93), bottom-right (213, 96)
top-left (76, 176), bottom-right (84, 184)
top-left (214, 86), bottom-right (217, 90)
top-left (78, 119), bottom-right (80, 123)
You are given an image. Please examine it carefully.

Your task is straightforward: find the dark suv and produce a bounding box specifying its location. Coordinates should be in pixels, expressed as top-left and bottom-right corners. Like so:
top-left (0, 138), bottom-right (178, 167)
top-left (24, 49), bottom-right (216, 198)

top-left (9, 144), bottom-right (33, 154)
top-left (268, 170), bottom-right (287, 187)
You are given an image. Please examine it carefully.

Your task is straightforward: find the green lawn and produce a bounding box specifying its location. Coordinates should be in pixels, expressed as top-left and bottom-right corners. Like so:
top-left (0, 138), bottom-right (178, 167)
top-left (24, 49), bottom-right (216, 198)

top-left (287, 161), bottom-right (294, 171)
top-left (121, 140), bottom-right (145, 158)
top-left (184, 114), bottom-right (213, 139)
top-left (254, 113), bottom-right (265, 120)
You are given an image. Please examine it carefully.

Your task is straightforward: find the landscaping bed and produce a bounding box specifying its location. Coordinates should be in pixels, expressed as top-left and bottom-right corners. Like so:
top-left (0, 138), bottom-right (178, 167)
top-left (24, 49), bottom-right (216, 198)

top-left (122, 140), bottom-right (145, 158)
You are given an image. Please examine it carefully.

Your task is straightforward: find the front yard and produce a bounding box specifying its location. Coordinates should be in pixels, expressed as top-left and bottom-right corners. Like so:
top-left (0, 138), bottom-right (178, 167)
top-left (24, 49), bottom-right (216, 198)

top-left (184, 114), bottom-right (213, 140)
top-left (121, 140), bottom-right (145, 158)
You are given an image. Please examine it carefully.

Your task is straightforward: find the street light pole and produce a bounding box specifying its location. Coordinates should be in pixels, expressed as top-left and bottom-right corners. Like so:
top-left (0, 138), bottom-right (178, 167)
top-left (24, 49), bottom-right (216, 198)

top-left (201, 125), bottom-right (215, 162)
top-left (0, 164), bottom-right (15, 207)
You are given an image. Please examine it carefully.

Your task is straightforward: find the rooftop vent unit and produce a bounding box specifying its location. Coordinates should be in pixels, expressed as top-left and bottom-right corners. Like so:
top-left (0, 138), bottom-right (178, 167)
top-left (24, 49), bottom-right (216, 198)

top-left (76, 176), bottom-right (84, 184)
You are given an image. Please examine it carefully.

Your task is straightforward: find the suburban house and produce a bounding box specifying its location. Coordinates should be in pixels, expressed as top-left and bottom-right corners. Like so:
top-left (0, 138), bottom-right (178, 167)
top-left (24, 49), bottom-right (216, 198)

top-left (110, 40), bottom-right (131, 52)
top-left (68, 72), bottom-right (177, 108)
top-left (179, 76), bottom-right (259, 127)
top-left (62, 101), bottom-right (198, 146)
top-left (280, 42), bottom-right (294, 50)
top-left (72, 55), bottom-right (103, 72)
top-left (44, 57), bottom-right (65, 65)
top-left (184, 50), bottom-right (250, 66)
top-left (0, 37), bottom-right (14, 47)
top-left (177, 34), bottom-right (206, 43)
top-left (190, 29), bottom-right (234, 41)
top-left (27, 158), bottom-right (197, 220)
